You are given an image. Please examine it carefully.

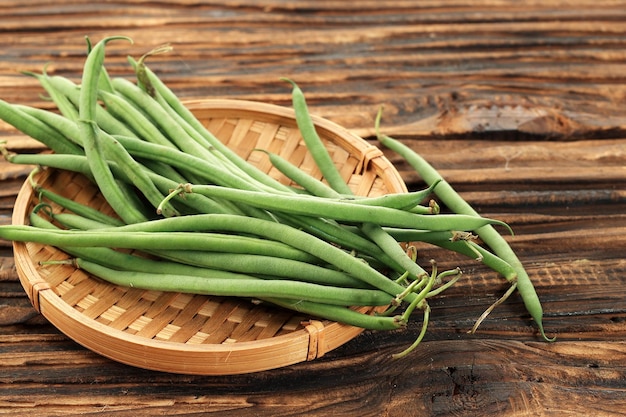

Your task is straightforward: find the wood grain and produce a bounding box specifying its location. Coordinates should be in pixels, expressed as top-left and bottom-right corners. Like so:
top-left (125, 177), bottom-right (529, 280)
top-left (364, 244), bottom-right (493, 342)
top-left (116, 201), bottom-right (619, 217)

top-left (1, 1), bottom-right (626, 416)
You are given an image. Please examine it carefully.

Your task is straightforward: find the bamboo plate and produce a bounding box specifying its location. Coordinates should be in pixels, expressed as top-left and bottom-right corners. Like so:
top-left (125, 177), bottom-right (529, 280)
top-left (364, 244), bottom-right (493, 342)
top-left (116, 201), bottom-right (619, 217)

top-left (12, 99), bottom-right (407, 375)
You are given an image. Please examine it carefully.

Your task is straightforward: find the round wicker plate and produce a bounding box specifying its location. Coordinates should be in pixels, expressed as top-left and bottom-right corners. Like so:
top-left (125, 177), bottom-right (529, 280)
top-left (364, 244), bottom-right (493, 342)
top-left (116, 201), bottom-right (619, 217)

top-left (12, 99), bottom-right (407, 375)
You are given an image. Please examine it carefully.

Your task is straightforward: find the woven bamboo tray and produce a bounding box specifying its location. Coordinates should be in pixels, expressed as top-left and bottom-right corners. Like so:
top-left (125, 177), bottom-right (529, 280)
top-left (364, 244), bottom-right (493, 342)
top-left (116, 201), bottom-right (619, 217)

top-left (12, 99), bottom-right (408, 375)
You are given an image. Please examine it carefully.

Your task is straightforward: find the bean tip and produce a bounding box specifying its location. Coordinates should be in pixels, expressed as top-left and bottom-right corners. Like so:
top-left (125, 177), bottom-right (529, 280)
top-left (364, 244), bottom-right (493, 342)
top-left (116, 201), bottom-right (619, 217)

top-left (279, 77), bottom-right (298, 90)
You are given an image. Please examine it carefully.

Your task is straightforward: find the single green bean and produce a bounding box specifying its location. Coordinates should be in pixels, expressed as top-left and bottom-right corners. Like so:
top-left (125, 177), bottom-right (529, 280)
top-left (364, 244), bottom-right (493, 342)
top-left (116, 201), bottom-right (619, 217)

top-left (264, 297), bottom-right (404, 330)
top-left (31, 183), bottom-right (124, 227)
top-left (282, 78), bottom-right (352, 195)
top-left (257, 148), bottom-right (436, 212)
top-left (184, 183), bottom-right (511, 231)
top-left (0, 225), bottom-right (321, 263)
top-left (255, 148), bottom-right (340, 197)
top-left (360, 222), bottom-right (427, 280)
top-left (77, 36), bottom-right (145, 224)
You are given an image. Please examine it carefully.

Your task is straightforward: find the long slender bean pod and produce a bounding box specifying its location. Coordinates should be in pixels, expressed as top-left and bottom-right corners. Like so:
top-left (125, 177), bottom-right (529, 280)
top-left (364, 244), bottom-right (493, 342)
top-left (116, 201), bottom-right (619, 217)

top-left (282, 78), bottom-right (353, 195)
top-left (266, 298), bottom-right (403, 331)
top-left (77, 36), bottom-right (146, 224)
top-left (257, 148), bottom-right (436, 212)
top-left (30, 177), bottom-right (124, 226)
top-left (0, 225), bottom-right (321, 263)
top-left (183, 183), bottom-right (511, 231)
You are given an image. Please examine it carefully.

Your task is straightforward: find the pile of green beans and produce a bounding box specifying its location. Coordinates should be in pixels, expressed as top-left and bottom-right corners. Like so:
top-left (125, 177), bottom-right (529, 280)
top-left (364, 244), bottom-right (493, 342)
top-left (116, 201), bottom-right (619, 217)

top-left (0, 36), bottom-right (552, 359)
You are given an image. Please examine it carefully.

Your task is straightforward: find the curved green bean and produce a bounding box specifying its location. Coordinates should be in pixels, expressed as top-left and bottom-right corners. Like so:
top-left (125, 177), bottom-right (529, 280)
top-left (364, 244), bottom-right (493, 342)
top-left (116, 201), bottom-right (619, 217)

top-left (77, 36), bottom-right (146, 224)
top-left (282, 78), bottom-right (352, 195)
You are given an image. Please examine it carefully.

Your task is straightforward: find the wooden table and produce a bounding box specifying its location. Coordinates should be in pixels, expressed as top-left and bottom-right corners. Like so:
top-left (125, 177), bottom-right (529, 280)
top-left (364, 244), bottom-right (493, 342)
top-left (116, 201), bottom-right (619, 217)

top-left (1, 2), bottom-right (626, 415)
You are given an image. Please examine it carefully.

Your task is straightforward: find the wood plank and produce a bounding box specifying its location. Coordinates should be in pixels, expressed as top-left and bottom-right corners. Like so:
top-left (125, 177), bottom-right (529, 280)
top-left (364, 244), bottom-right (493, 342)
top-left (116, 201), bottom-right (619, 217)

top-left (1, 1), bottom-right (625, 416)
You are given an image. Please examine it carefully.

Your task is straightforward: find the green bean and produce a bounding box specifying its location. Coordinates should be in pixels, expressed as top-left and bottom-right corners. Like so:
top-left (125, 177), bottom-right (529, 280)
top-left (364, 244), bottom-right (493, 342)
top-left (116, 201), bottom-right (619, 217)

top-left (0, 225), bottom-right (321, 263)
top-left (30, 179), bottom-right (124, 227)
top-left (3, 152), bottom-right (93, 176)
top-left (255, 148), bottom-right (340, 198)
top-left (184, 183), bottom-right (511, 231)
top-left (83, 36), bottom-right (117, 96)
top-left (73, 257), bottom-right (391, 307)
top-left (77, 36), bottom-right (146, 224)
top-left (0, 99), bottom-right (83, 155)
top-left (257, 148), bottom-right (436, 212)
top-left (133, 43), bottom-right (173, 97)
top-left (282, 78), bottom-right (353, 195)
top-left (24, 69), bottom-right (79, 121)
top-left (375, 109), bottom-right (554, 341)
top-left (16, 104), bottom-right (83, 147)
top-left (360, 222), bottom-right (427, 280)
top-left (264, 298), bottom-right (403, 331)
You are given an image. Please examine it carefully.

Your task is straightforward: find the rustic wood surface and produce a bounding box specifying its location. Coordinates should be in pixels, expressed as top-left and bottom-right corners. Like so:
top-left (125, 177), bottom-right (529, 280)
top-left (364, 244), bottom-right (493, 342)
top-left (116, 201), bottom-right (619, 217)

top-left (1, 1), bottom-right (626, 416)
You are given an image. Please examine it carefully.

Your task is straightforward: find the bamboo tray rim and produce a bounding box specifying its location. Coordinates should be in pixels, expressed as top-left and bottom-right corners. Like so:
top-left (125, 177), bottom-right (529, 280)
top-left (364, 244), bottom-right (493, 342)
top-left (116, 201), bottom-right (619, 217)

top-left (11, 98), bottom-right (407, 375)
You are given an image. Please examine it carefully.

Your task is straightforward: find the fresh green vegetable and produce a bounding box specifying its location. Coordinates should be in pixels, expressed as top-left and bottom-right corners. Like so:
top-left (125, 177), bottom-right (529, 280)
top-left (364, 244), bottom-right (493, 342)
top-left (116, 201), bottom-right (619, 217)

top-left (0, 36), bottom-right (551, 360)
